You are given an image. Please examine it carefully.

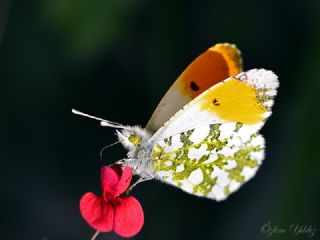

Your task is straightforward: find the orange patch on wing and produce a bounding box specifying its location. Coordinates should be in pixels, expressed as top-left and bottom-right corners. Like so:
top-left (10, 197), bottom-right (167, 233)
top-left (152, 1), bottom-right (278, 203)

top-left (197, 79), bottom-right (266, 124)
top-left (180, 43), bottom-right (242, 98)
top-left (211, 44), bottom-right (242, 76)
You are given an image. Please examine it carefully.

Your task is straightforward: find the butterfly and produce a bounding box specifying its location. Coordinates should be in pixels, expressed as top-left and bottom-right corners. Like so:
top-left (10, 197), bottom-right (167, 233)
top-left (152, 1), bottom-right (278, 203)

top-left (73, 43), bottom-right (279, 201)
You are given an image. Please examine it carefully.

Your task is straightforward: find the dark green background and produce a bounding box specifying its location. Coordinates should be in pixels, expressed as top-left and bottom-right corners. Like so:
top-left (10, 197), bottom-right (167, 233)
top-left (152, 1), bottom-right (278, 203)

top-left (1, 0), bottom-right (319, 239)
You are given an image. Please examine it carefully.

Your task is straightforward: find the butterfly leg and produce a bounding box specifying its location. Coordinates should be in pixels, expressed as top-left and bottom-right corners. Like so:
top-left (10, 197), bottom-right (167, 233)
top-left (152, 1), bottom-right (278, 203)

top-left (126, 175), bottom-right (153, 194)
top-left (114, 158), bottom-right (126, 165)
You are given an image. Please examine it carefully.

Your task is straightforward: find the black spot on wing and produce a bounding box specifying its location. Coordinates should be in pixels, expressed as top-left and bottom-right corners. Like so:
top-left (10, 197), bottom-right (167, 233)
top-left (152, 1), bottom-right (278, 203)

top-left (190, 81), bottom-right (200, 91)
top-left (213, 98), bottom-right (220, 106)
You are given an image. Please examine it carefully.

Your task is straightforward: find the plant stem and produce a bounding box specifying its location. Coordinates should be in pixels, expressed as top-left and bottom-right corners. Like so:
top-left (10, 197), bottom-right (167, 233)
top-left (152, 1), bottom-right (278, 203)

top-left (90, 230), bottom-right (100, 240)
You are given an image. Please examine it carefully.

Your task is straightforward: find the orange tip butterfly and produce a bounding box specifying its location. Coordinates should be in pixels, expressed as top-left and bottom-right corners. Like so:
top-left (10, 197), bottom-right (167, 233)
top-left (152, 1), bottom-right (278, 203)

top-left (73, 43), bottom-right (279, 201)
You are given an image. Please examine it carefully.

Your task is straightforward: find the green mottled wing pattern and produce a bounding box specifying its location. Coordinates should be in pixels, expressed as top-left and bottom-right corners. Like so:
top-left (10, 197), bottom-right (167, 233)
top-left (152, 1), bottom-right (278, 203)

top-left (150, 123), bottom-right (265, 201)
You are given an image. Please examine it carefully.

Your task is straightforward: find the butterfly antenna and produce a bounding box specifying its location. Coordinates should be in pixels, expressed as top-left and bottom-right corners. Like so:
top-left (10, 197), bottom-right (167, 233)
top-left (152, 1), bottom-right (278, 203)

top-left (99, 141), bottom-right (120, 161)
top-left (72, 109), bottom-right (128, 129)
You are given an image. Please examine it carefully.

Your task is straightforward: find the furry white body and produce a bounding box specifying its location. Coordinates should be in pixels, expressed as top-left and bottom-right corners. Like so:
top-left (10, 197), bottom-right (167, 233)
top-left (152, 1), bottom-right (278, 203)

top-left (117, 127), bottom-right (155, 179)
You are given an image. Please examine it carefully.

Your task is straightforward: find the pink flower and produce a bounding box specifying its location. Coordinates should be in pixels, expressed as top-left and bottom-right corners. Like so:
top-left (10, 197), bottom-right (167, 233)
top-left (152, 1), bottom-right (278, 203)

top-left (80, 165), bottom-right (144, 238)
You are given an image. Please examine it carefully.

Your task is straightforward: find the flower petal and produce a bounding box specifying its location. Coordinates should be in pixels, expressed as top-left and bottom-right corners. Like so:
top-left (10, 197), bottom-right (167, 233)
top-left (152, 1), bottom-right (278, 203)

top-left (113, 196), bottom-right (144, 238)
top-left (101, 166), bottom-right (119, 195)
top-left (80, 192), bottom-right (114, 232)
top-left (114, 166), bottom-right (133, 197)
top-left (111, 164), bottom-right (123, 178)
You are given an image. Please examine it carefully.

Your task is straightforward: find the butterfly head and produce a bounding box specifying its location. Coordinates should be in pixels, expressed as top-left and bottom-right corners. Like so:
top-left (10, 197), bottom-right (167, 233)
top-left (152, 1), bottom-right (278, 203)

top-left (116, 126), bottom-right (151, 151)
top-left (128, 133), bottom-right (142, 145)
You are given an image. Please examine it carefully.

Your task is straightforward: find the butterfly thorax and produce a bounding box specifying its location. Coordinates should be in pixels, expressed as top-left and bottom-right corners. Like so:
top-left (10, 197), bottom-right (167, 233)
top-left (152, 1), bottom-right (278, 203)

top-left (117, 126), bottom-right (154, 178)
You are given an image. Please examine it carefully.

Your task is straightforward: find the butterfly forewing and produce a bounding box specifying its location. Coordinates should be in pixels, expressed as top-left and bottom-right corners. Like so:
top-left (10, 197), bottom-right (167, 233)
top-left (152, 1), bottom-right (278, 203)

top-left (150, 69), bottom-right (278, 141)
top-left (146, 43), bottom-right (242, 133)
top-left (150, 123), bottom-right (265, 201)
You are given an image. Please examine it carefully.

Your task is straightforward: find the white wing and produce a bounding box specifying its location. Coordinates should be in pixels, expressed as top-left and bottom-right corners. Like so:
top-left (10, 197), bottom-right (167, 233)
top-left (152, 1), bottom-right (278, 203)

top-left (150, 123), bottom-right (265, 201)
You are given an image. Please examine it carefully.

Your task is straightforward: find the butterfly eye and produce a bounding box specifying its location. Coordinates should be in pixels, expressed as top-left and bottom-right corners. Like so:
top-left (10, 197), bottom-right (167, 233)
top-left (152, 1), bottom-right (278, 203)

top-left (128, 134), bottom-right (142, 145)
top-left (190, 81), bottom-right (200, 91)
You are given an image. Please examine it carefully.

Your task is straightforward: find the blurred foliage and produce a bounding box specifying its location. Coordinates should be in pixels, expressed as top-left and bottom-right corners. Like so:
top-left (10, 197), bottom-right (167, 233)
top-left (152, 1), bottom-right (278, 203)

top-left (43, 0), bottom-right (145, 61)
top-left (0, 0), bottom-right (9, 44)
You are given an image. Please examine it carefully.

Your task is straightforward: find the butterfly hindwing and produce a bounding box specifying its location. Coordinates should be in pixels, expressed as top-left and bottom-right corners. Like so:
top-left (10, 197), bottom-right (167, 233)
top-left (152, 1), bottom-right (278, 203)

top-left (146, 43), bottom-right (242, 133)
top-left (151, 69), bottom-right (279, 141)
top-left (150, 123), bottom-right (265, 201)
